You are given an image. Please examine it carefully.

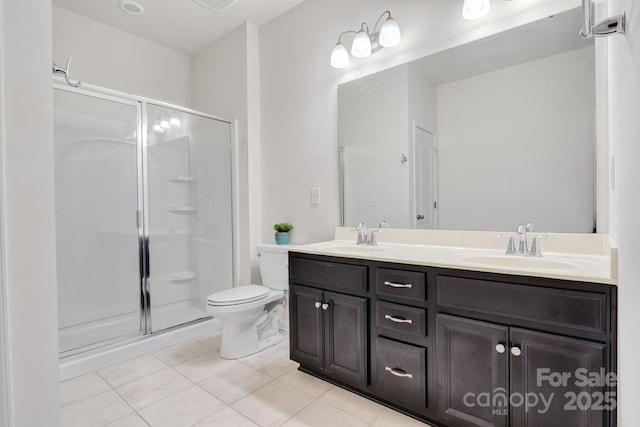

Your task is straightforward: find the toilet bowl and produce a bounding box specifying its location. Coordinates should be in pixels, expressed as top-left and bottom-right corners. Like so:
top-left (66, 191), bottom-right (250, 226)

top-left (206, 244), bottom-right (293, 359)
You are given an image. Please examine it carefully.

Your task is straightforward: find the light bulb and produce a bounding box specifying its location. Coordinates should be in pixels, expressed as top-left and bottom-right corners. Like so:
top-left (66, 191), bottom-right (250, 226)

top-left (462, 0), bottom-right (491, 20)
top-left (379, 16), bottom-right (401, 47)
top-left (159, 114), bottom-right (170, 129)
top-left (351, 29), bottom-right (372, 58)
top-left (169, 112), bottom-right (181, 128)
top-left (330, 42), bottom-right (349, 68)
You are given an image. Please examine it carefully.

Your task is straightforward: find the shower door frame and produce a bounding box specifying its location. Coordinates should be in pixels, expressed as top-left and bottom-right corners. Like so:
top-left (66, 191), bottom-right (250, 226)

top-left (54, 79), bottom-right (238, 353)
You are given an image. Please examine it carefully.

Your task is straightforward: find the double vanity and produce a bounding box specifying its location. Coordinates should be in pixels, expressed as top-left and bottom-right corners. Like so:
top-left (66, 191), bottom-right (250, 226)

top-left (288, 228), bottom-right (617, 427)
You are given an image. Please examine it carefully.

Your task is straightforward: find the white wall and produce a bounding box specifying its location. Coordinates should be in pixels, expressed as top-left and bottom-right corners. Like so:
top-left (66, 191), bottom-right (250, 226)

top-left (437, 47), bottom-right (595, 232)
top-left (52, 6), bottom-right (191, 107)
top-left (607, 0), bottom-right (640, 425)
top-left (0, 2), bottom-right (8, 423)
top-left (191, 23), bottom-right (260, 284)
top-left (0, 0), bottom-right (60, 425)
top-left (258, 0), bottom-right (580, 244)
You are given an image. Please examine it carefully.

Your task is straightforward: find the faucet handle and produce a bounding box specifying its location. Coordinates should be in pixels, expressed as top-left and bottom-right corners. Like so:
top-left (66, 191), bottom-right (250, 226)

top-left (497, 233), bottom-right (516, 254)
top-left (529, 235), bottom-right (548, 257)
top-left (369, 230), bottom-right (381, 246)
top-left (526, 222), bottom-right (534, 232)
top-left (353, 222), bottom-right (368, 245)
top-left (379, 220), bottom-right (389, 229)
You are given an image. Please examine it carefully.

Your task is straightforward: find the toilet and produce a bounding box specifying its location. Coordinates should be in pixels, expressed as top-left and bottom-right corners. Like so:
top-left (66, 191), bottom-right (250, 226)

top-left (206, 243), bottom-right (291, 359)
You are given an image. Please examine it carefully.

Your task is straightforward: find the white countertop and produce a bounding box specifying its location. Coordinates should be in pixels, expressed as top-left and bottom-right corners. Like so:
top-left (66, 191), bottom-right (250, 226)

top-left (289, 228), bottom-right (618, 285)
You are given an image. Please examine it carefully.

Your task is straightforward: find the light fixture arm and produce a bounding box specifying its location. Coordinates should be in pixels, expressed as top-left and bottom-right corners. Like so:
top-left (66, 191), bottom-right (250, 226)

top-left (580, 0), bottom-right (625, 38)
top-left (372, 11), bottom-right (392, 35)
top-left (336, 30), bottom-right (358, 45)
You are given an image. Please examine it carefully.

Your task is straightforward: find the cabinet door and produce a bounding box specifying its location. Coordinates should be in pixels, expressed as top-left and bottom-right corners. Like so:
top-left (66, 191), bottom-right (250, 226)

top-left (437, 314), bottom-right (509, 427)
top-left (290, 284), bottom-right (324, 371)
top-left (376, 337), bottom-right (426, 411)
top-left (324, 291), bottom-right (368, 387)
top-left (510, 328), bottom-right (608, 427)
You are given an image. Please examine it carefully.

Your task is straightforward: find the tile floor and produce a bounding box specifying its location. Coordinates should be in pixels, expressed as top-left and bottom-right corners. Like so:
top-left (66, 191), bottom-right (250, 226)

top-left (61, 333), bottom-right (431, 426)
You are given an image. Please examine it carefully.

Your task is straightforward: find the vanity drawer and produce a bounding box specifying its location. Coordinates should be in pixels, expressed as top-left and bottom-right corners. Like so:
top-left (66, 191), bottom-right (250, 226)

top-left (376, 301), bottom-right (426, 338)
top-left (289, 256), bottom-right (368, 292)
top-left (376, 337), bottom-right (426, 410)
top-left (375, 268), bottom-right (426, 301)
top-left (436, 275), bottom-right (607, 335)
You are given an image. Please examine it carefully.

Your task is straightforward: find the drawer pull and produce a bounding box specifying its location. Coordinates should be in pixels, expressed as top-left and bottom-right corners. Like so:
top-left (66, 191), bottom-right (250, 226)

top-left (314, 301), bottom-right (322, 309)
top-left (384, 281), bottom-right (413, 289)
top-left (321, 303), bottom-right (330, 311)
top-left (385, 366), bottom-right (413, 379)
top-left (495, 343), bottom-right (506, 354)
top-left (384, 314), bottom-right (413, 324)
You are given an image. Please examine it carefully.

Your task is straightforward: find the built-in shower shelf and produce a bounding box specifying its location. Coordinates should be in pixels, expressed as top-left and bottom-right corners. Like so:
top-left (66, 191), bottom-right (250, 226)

top-left (150, 271), bottom-right (197, 283)
top-left (167, 206), bottom-right (196, 212)
top-left (168, 175), bottom-right (195, 183)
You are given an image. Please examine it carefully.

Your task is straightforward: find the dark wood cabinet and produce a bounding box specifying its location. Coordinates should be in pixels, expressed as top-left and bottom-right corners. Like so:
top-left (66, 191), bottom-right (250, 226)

top-left (437, 314), bottom-right (609, 427)
top-left (289, 284), bottom-right (323, 370)
top-left (289, 255), bottom-right (369, 389)
top-left (438, 314), bottom-right (509, 427)
top-left (509, 328), bottom-right (608, 427)
top-left (289, 252), bottom-right (617, 427)
top-left (324, 291), bottom-right (368, 386)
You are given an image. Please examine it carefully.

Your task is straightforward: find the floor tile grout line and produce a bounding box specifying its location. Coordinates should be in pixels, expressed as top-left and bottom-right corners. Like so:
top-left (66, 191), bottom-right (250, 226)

top-left (94, 354), bottom-right (170, 389)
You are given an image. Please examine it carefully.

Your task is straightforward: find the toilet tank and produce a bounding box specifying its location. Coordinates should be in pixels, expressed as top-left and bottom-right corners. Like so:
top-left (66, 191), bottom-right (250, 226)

top-left (257, 244), bottom-right (294, 290)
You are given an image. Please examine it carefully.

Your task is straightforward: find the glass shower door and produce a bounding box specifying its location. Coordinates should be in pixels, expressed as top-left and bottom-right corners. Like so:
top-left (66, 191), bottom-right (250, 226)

top-left (145, 103), bottom-right (233, 332)
top-left (54, 88), bottom-right (143, 354)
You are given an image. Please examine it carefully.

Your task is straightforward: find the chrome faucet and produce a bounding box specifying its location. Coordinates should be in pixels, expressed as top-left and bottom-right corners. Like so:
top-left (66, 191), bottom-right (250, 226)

top-left (354, 221), bottom-right (390, 246)
top-left (369, 220), bottom-right (389, 246)
top-left (354, 222), bottom-right (369, 245)
top-left (502, 222), bottom-right (545, 257)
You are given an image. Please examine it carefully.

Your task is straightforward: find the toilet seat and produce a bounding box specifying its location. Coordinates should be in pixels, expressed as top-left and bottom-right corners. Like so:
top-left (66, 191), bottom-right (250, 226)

top-left (207, 284), bottom-right (270, 307)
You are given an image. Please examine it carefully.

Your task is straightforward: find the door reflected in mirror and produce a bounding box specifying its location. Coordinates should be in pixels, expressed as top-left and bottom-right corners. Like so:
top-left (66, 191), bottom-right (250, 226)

top-left (339, 8), bottom-right (596, 233)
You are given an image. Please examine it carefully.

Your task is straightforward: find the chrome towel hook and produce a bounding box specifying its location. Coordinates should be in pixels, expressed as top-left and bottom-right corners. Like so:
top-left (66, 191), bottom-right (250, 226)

top-left (580, 0), bottom-right (625, 38)
top-left (52, 57), bottom-right (81, 87)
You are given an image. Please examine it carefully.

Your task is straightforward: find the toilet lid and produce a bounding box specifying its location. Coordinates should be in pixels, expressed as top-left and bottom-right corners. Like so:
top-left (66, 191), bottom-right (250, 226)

top-left (207, 285), bottom-right (270, 306)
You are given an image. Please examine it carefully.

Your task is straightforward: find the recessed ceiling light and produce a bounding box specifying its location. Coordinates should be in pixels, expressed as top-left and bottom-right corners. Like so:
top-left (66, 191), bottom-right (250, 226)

top-left (119, 0), bottom-right (145, 15)
top-left (192, 0), bottom-right (238, 13)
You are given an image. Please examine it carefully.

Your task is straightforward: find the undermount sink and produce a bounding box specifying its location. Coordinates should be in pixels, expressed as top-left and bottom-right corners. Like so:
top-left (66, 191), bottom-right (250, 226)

top-left (460, 254), bottom-right (578, 270)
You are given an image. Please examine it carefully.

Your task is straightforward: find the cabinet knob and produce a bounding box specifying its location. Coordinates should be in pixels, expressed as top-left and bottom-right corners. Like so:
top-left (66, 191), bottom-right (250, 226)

top-left (321, 303), bottom-right (330, 310)
top-left (314, 301), bottom-right (321, 309)
top-left (511, 346), bottom-right (522, 357)
top-left (495, 343), bottom-right (506, 354)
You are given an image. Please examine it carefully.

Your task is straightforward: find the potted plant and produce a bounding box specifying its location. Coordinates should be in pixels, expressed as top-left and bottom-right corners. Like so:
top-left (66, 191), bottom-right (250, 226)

top-left (274, 222), bottom-right (294, 244)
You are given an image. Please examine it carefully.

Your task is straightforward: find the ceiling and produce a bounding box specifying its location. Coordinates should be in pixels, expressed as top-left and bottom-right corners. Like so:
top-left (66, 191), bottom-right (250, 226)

top-left (52, 0), bottom-right (305, 54)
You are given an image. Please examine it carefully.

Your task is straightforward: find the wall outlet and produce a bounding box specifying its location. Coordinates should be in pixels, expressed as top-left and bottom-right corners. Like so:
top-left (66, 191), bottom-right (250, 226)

top-left (311, 187), bottom-right (320, 205)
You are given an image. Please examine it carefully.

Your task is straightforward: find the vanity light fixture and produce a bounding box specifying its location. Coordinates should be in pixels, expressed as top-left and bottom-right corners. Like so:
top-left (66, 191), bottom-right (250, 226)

top-left (330, 11), bottom-right (401, 69)
top-left (169, 112), bottom-right (182, 128)
top-left (462, 0), bottom-right (491, 20)
top-left (153, 112), bottom-right (182, 133)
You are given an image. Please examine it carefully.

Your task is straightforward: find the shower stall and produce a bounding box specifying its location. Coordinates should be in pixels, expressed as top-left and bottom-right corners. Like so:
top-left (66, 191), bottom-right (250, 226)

top-left (53, 82), bottom-right (235, 356)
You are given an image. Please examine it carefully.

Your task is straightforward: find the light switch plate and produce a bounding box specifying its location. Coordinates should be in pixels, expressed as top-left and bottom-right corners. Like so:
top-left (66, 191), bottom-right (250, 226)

top-left (311, 187), bottom-right (320, 205)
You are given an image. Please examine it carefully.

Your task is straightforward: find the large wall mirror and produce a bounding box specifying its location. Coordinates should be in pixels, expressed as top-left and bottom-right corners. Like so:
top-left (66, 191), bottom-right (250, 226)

top-left (339, 8), bottom-right (596, 233)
